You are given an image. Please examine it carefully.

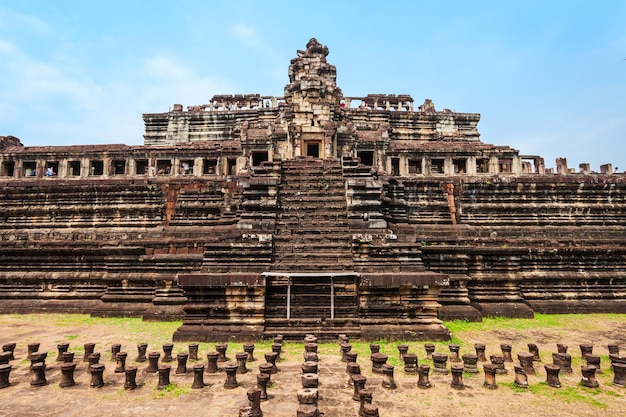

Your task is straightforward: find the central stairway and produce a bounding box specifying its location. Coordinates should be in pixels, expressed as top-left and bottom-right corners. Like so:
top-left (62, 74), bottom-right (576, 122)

top-left (265, 157), bottom-right (360, 339)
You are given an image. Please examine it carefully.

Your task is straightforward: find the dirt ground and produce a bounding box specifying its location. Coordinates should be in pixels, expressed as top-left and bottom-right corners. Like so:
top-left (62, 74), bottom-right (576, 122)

top-left (0, 314), bottom-right (625, 417)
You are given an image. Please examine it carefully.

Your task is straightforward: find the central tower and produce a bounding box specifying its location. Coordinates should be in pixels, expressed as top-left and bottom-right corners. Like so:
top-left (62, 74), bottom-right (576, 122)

top-left (283, 38), bottom-right (342, 159)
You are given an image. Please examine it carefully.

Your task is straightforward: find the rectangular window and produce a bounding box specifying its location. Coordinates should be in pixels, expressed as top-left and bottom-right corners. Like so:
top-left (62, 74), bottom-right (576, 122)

top-left (45, 161), bottom-right (59, 177)
top-left (357, 151), bottom-right (374, 166)
top-left (476, 158), bottom-right (489, 174)
top-left (1, 161), bottom-right (15, 177)
top-left (408, 160), bottom-right (421, 174)
top-left (89, 160), bottom-right (104, 176)
top-left (135, 159), bottom-right (148, 175)
top-left (498, 158), bottom-right (513, 174)
top-left (252, 151), bottom-right (269, 167)
top-left (202, 159), bottom-right (217, 175)
top-left (180, 159), bottom-right (194, 175)
top-left (430, 159), bottom-right (444, 174)
top-left (156, 159), bottom-right (172, 175)
top-left (68, 160), bottom-right (81, 176)
top-left (453, 158), bottom-right (467, 174)
top-left (23, 161), bottom-right (37, 177)
top-left (112, 160), bottom-right (126, 175)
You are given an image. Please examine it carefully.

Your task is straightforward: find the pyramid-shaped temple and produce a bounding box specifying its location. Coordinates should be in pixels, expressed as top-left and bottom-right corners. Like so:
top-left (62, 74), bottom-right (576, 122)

top-left (1, 38), bottom-right (625, 341)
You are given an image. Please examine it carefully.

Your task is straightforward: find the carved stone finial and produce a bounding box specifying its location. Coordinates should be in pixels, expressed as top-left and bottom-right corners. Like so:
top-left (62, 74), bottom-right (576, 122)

top-left (301, 38), bottom-right (328, 57)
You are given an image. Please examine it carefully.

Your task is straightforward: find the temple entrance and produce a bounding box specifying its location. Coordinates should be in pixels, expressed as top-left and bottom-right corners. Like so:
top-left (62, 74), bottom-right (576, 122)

top-left (306, 142), bottom-right (320, 158)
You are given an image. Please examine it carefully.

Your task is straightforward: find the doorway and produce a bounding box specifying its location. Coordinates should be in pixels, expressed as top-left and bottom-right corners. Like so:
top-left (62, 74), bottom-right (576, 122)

top-left (306, 142), bottom-right (320, 158)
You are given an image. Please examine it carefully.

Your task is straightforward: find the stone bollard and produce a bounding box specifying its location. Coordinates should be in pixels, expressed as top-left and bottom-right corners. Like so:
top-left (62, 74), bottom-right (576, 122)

top-left (0, 352), bottom-right (10, 365)
top-left (302, 361), bottom-right (318, 374)
top-left (483, 363), bottom-right (498, 389)
top-left (136, 343), bottom-right (148, 362)
top-left (191, 364), bottom-right (205, 389)
top-left (359, 388), bottom-right (379, 417)
top-left (57, 343), bottom-right (69, 362)
top-left (59, 362), bottom-right (77, 388)
top-left (432, 352), bottom-right (449, 375)
top-left (417, 364), bottom-right (432, 389)
top-left (157, 365), bottom-right (171, 390)
top-left (304, 342), bottom-right (318, 353)
top-left (30, 362), bottom-right (47, 387)
top-left (424, 343), bottom-right (435, 361)
top-left (29, 352), bottom-right (47, 372)
top-left (83, 342), bottom-right (96, 362)
top-left (271, 343), bottom-right (282, 361)
top-left (301, 373), bottom-right (319, 388)
top-left (62, 352), bottom-right (75, 363)
top-left (0, 364), bottom-right (12, 389)
top-left (340, 343), bottom-right (352, 362)
top-left (27, 343), bottom-right (40, 356)
top-left (490, 355), bottom-right (507, 375)
top-left (371, 353), bottom-right (388, 374)
top-left (304, 334), bottom-right (318, 344)
top-left (500, 344), bottom-right (513, 362)
top-left (146, 352), bottom-right (160, 373)
top-left (462, 354), bottom-right (479, 373)
top-left (612, 362), bottom-right (626, 387)
top-left (474, 343), bottom-right (487, 362)
top-left (514, 365), bottom-right (529, 388)
top-left (352, 374), bottom-right (367, 401)
top-left (381, 364), bottom-right (397, 389)
top-left (369, 344), bottom-right (380, 357)
top-left (544, 364), bottom-right (562, 388)
top-left (608, 344), bottom-right (620, 356)
top-left (2, 343), bottom-right (16, 361)
top-left (115, 352), bottom-right (128, 373)
top-left (245, 387), bottom-right (263, 417)
top-left (188, 343), bottom-right (199, 361)
top-left (206, 351), bottom-right (219, 373)
top-left (244, 343), bottom-right (256, 362)
top-left (346, 351), bottom-right (358, 364)
top-left (265, 352), bottom-right (279, 374)
top-left (450, 363), bottom-right (465, 390)
top-left (111, 343), bottom-right (121, 362)
top-left (216, 343), bottom-right (228, 362)
top-left (257, 373), bottom-right (270, 400)
top-left (552, 353), bottom-right (572, 374)
top-left (528, 343), bottom-right (541, 362)
top-left (580, 343), bottom-right (593, 360)
top-left (88, 352), bottom-right (101, 366)
top-left (403, 353), bottom-right (418, 374)
top-left (224, 362), bottom-right (239, 389)
top-left (259, 363), bottom-right (274, 386)
top-left (162, 343), bottom-right (174, 363)
top-left (557, 343), bottom-right (568, 354)
top-left (124, 366), bottom-right (138, 390)
top-left (448, 344), bottom-right (461, 363)
top-left (347, 362), bottom-right (361, 386)
top-left (274, 335), bottom-right (284, 346)
top-left (297, 388), bottom-right (320, 417)
top-left (397, 344), bottom-right (409, 360)
top-left (90, 363), bottom-right (105, 388)
top-left (585, 354), bottom-right (601, 373)
top-left (581, 364), bottom-right (599, 388)
top-left (236, 352), bottom-right (249, 374)
top-left (338, 334), bottom-right (349, 344)
top-left (304, 352), bottom-right (319, 363)
top-left (176, 352), bottom-right (188, 374)
top-left (518, 352), bottom-right (536, 375)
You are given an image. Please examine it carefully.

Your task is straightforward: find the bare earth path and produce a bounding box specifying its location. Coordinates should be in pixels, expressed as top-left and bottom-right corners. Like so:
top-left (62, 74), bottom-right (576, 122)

top-left (0, 314), bottom-right (624, 417)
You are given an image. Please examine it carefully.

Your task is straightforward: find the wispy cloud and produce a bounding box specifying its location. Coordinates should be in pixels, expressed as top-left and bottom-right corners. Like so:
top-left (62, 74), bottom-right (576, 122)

top-left (232, 23), bottom-right (261, 49)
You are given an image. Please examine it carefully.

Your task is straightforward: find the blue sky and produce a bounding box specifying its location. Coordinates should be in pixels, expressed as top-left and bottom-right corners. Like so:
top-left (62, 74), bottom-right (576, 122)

top-left (1, 1), bottom-right (625, 171)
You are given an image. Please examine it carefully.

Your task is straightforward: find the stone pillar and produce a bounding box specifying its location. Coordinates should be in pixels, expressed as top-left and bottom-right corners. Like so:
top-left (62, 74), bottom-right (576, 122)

top-left (347, 362), bottom-right (361, 386)
top-left (448, 344), bottom-right (461, 362)
top-left (490, 355), bottom-right (507, 374)
top-left (29, 352), bottom-right (47, 372)
top-left (136, 343), bottom-right (148, 362)
top-left (0, 353), bottom-right (10, 365)
top-left (518, 352), bottom-right (536, 375)
top-left (59, 362), bottom-right (77, 388)
top-left (162, 343), bottom-right (174, 362)
top-left (206, 351), bottom-right (219, 373)
top-left (586, 354), bottom-right (601, 373)
top-left (188, 343), bottom-right (199, 361)
top-left (259, 363), bottom-right (273, 386)
top-left (301, 373), bottom-right (319, 389)
top-left (352, 374), bottom-right (367, 401)
top-left (403, 353), bottom-right (418, 374)
top-left (302, 361), bottom-right (318, 374)
top-left (265, 352), bottom-right (279, 374)
top-left (257, 373), bottom-right (270, 400)
top-left (346, 351), bottom-right (358, 364)
top-left (157, 365), bottom-right (171, 390)
top-left (244, 343), bottom-right (256, 362)
top-left (2, 343), bottom-right (16, 361)
top-left (417, 364), bottom-right (432, 389)
top-left (57, 343), bottom-right (69, 362)
top-left (271, 343), bottom-right (282, 361)
top-left (62, 352), bottom-right (75, 363)
top-left (90, 363), bottom-right (105, 388)
top-left (297, 388), bottom-right (320, 417)
top-left (111, 344), bottom-right (121, 362)
top-left (528, 343), bottom-right (541, 361)
top-left (369, 344), bottom-right (380, 357)
top-left (513, 365), bottom-right (528, 388)
top-left (500, 344), bottom-right (513, 362)
top-left (88, 352), bottom-right (101, 366)
top-left (234, 352), bottom-right (249, 374)
top-left (450, 363), bottom-right (464, 389)
top-left (340, 343), bottom-right (352, 362)
top-left (176, 352), bottom-right (188, 374)
top-left (224, 362), bottom-right (239, 389)
top-left (359, 388), bottom-right (378, 417)
top-left (381, 364), bottom-right (396, 389)
top-left (146, 352), bottom-right (160, 373)
top-left (612, 363), bottom-right (626, 387)
top-left (579, 343), bottom-right (593, 360)
top-left (544, 364), bottom-right (561, 388)
top-left (371, 353), bottom-right (388, 374)
top-left (581, 365), bottom-right (599, 388)
top-left (462, 354), bottom-right (479, 373)
top-left (552, 353), bottom-right (572, 374)
top-left (424, 343), bottom-right (435, 360)
top-left (397, 344), bottom-right (409, 360)
top-left (608, 344), bottom-right (620, 356)
top-left (0, 364), bottom-right (12, 389)
top-left (124, 366), bottom-right (138, 390)
top-left (246, 387), bottom-right (263, 417)
top-left (216, 343), bottom-right (228, 362)
top-left (432, 352), bottom-right (449, 374)
top-left (483, 364), bottom-right (498, 389)
top-left (115, 352), bottom-right (127, 373)
top-left (27, 343), bottom-right (40, 356)
top-left (304, 352), bottom-right (318, 363)
top-left (30, 362), bottom-right (47, 387)
top-left (474, 343), bottom-right (487, 362)
top-left (83, 342), bottom-right (96, 362)
top-left (191, 364), bottom-right (205, 389)
top-left (557, 343), bottom-right (568, 354)
top-left (304, 334), bottom-right (318, 344)
top-left (304, 342), bottom-right (318, 353)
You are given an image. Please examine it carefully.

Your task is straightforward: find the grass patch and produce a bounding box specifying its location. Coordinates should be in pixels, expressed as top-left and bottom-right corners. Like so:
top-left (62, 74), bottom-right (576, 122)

top-left (152, 383), bottom-right (190, 399)
top-left (528, 382), bottom-right (607, 409)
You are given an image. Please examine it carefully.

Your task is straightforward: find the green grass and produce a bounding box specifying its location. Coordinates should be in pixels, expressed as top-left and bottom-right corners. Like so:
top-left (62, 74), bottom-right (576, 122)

top-left (528, 382), bottom-right (608, 409)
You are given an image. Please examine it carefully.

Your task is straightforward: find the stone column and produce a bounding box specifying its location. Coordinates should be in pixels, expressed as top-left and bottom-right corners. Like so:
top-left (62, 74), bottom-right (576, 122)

top-left (259, 363), bottom-right (273, 386)
top-left (579, 343), bottom-right (593, 360)
top-left (176, 352), bottom-right (188, 374)
top-left (301, 373), bottom-right (319, 389)
top-left (483, 364), bottom-right (498, 389)
top-left (136, 343), bottom-right (148, 362)
top-left (0, 364), bottom-right (12, 389)
top-left (528, 343), bottom-right (541, 362)
top-left (111, 344), bottom-right (121, 362)
top-left (2, 343), bottom-right (16, 361)
top-left (500, 344), bottom-right (513, 362)
top-left (188, 343), bottom-right (199, 361)
top-left (146, 352), bottom-right (160, 373)
top-left (417, 364), bottom-right (432, 389)
top-left (381, 364), bottom-right (396, 389)
top-left (216, 343), bottom-right (228, 362)
top-left (517, 352), bottom-right (535, 375)
top-left (347, 362), bottom-right (361, 386)
top-left (206, 351), bottom-right (219, 373)
top-left (244, 343), bottom-right (256, 362)
top-left (397, 344), bottom-right (409, 360)
top-left (432, 353), bottom-right (449, 374)
top-left (124, 366), bottom-right (138, 390)
top-left (448, 344), bottom-right (461, 362)
top-left (115, 352), bottom-right (127, 373)
top-left (236, 352), bottom-right (249, 374)
top-left (513, 365), bottom-right (528, 388)
top-left (30, 362), bottom-right (47, 387)
top-left (224, 362), bottom-right (239, 389)
top-left (57, 343), bottom-right (69, 362)
top-left (191, 364), bottom-right (205, 389)
top-left (59, 362), bottom-right (77, 388)
top-left (371, 353), bottom-right (388, 374)
top-left (424, 343), bottom-right (435, 360)
top-left (257, 373), bottom-right (270, 400)
top-left (585, 354), bottom-right (601, 373)
top-left (474, 343), bottom-right (487, 362)
top-left (157, 365), bottom-right (171, 390)
top-left (265, 352), bottom-right (279, 374)
top-left (544, 364), bottom-right (561, 388)
top-left (552, 353), bottom-right (572, 374)
top-left (462, 354), bottom-right (479, 373)
top-left (83, 342), bottom-right (96, 362)
top-left (450, 363), bottom-right (464, 389)
top-left (89, 363), bottom-right (105, 388)
top-left (612, 363), bottom-right (626, 387)
top-left (403, 353), bottom-right (418, 374)
top-left (352, 374), bottom-right (367, 401)
top-left (490, 355), bottom-right (507, 374)
top-left (581, 365), bottom-right (599, 388)
top-left (162, 343), bottom-right (174, 362)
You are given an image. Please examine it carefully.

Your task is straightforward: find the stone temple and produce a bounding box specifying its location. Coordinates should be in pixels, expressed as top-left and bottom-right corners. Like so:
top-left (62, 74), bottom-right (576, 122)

top-left (0, 38), bottom-right (625, 341)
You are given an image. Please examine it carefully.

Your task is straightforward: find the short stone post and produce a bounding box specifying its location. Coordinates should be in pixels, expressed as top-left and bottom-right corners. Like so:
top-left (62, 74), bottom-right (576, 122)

top-left (557, 343), bottom-right (568, 354)
top-left (403, 353), bottom-right (418, 374)
top-left (245, 387), bottom-right (263, 417)
top-left (304, 342), bottom-right (318, 353)
top-left (136, 343), bottom-right (148, 362)
top-left (302, 361), bottom-right (318, 374)
top-left (304, 352), bottom-right (318, 362)
top-left (146, 352), bottom-right (160, 373)
top-left (265, 352), bottom-right (279, 374)
top-left (124, 366), bottom-right (138, 390)
top-left (297, 388), bottom-right (320, 417)
top-left (162, 343), bottom-right (174, 362)
top-left (224, 362), bottom-right (239, 389)
top-left (57, 343), bottom-right (69, 362)
top-left (513, 365), bottom-right (528, 388)
top-left (89, 363), bottom-right (105, 388)
top-left (370, 353), bottom-right (388, 374)
top-left (29, 352), bottom-right (47, 371)
top-left (424, 343), bottom-right (435, 360)
top-left (432, 352), bottom-right (449, 374)
top-left (59, 362), bottom-right (77, 388)
top-left (347, 362), bottom-right (361, 386)
top-left (259, 363), bottom-right (274, 386)
top-left (0, 364), bottom-right (12, 389)
top-left (176, 352), bottom-right (188, 374)
top-left (352, 374), bottom-right (367, 401)
top-left (462, 354), bottom-right (479, 373)
top-left (500, 344), bottom-right (513, 362)
top-left (83, 342), bottom-right (96, 362)
top-left (417, 364), bottom-right (432, 389)
top-left (191, 363), bottom-right (205, 389)
top-left (381, 364), bottom-right (396, 389)
top-left (581, 365), bottom-right (599, 388)
top-left (518, 352), bottom-right (536, 375)
top-left (483, 364), bottom-right (498, 389)
top-left (612, 362), bottom-right (626, 387)
top-left (30, 362), bottom-right (47, 387)
top-left (304, 334), bottom-right (317, 344)
top-left (271, 343), bottom-right (282, 361)
top-left (579, 343), bottom-right (593, 360)
top-left (369, 344), bottom-right (380, 357)
top-left (206, 351), bottom-right (219, 373)
top-left (585, 354), bottom-right (601, 373)
top-left (244, 343), bottom-right (256, 362)
top-left (340, 343), bottom-right (352, 362)
top-left (346, 351), bottom-right (358, 364)
top-left (88, 352), bottom-right (101, 366)
top-left (301, 373), bottom-right (319, 388)
top-left (0, 352), bottom-right (10, 365)
top-left (448, 344), bottom-right (461, 362)
top-left (397, 344), bottom-right (409, 360)
top-left (27, 343), bottom-right (40, 356)
top-left (450, 363), bottom-right (464, 389)
top-left (544, 364), bottom-right (561, 388)
top-left (274, 335), bottom-right (284, 345)
top-left (359, 388), bottom-right (379, 417)
top-left (216, 343), bottom-right (228, 362)
top-left (490, 355), bottom-right (507, 374)
top-left (115, 351), bottom-right (127, 373)
top-left (474, 343), bottom-right (487, 362)
top-left (552, 352), bottom-right (572, 374)
top-left (188, 343), bottom-right (199, 361)
top-left (157, 365), bottom-right (171, 390)
top-left (608, 344), bottom-right (620, 356)
top-left (528, 343), bottom-right (541, 361)
top-left (110, 343), bottom-right (121, 362)
top-left (257, 373), bottom-right (270, 400)
top-left (236, 352), bottom-right (249, 374)
top-left (2, 343), bottom-right (16, 361)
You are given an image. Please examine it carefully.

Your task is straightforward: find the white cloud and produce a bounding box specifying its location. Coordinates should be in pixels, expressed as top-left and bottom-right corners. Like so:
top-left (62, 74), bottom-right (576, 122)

top-left (232, 23), bottom-right (261, 49)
